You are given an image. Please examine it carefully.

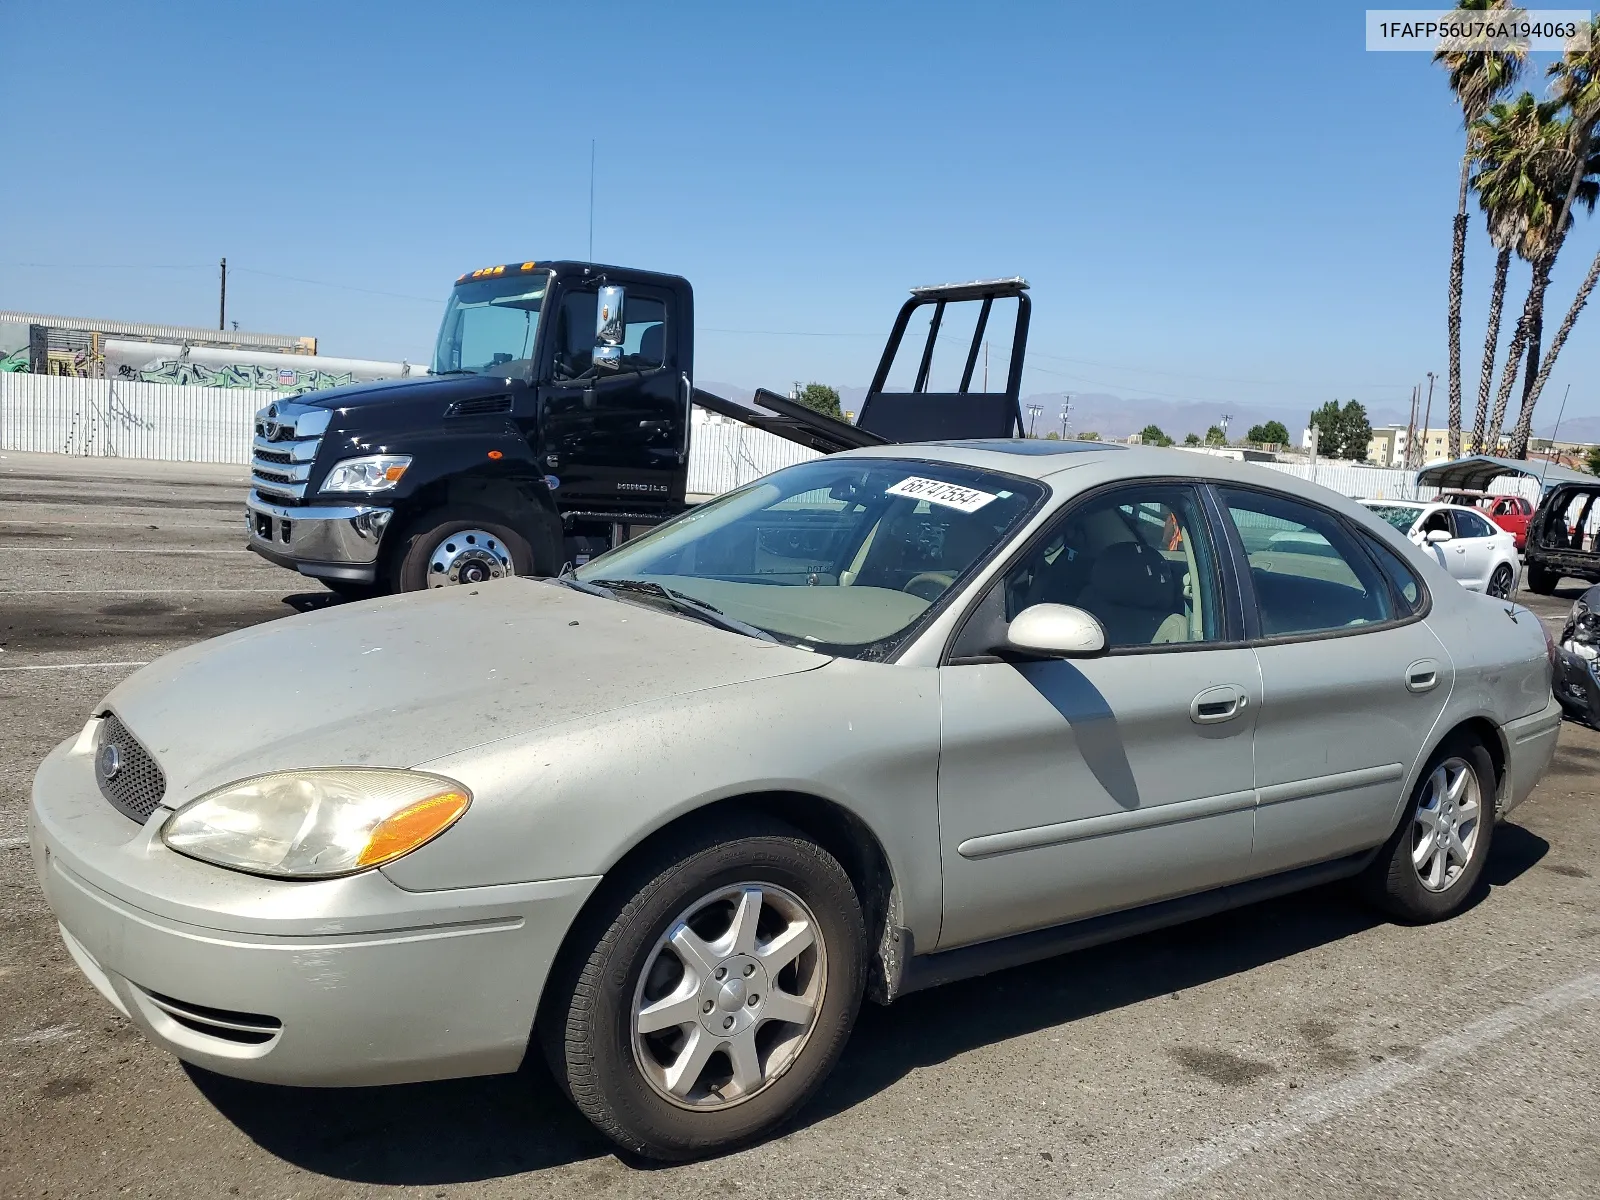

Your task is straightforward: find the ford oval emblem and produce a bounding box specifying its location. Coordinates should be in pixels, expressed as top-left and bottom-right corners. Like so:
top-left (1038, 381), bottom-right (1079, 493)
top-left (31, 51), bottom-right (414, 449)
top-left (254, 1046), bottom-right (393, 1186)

top-left (98, 742), bottom-right (123, 781)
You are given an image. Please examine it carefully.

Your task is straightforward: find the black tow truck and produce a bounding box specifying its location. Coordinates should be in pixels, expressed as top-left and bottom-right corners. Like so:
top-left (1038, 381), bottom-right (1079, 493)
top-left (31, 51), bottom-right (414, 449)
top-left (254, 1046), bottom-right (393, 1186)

top-left (245, 260), bottom-right (1032, 595)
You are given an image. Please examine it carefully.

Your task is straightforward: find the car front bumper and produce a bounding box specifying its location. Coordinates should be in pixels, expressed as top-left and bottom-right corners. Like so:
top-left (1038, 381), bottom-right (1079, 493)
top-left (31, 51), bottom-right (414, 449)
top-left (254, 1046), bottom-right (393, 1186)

top-left (28, 729), bottom-right (599, 1087)
top-left (1554, 646), bottom-right (1600, 727)
top-left (245, 491), bottom-right (393, 584)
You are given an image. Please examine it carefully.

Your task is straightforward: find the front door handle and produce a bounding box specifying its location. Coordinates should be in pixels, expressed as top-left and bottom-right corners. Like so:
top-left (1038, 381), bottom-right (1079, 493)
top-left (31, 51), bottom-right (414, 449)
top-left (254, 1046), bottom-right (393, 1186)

top-left (1191, 684), bottom-right (1248, 724)
top-left (1406, 659), bottom-right (1440, 693)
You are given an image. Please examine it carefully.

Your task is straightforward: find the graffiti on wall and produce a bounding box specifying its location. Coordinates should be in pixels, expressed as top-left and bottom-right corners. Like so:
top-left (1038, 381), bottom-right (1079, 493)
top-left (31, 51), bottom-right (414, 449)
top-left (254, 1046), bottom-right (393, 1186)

top-left (0, 350), bottom-right (27, 372)
top-left (119, 359), bottom-right (356, 395)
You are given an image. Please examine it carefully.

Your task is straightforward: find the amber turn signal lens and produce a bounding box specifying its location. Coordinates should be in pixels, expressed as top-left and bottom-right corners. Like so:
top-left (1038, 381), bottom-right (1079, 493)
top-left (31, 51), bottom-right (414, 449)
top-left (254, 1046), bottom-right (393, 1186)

top-left (357, 790), bottom-right (471, 867)
top-left (487, 449), bottom-right (503, 460)
top-left (383, 464), bottom-right (408, 482)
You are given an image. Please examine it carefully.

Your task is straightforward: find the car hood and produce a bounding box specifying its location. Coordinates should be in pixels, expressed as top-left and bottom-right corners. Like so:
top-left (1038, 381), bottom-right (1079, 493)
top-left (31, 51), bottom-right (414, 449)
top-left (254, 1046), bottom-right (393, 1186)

top-left (98, 580), bottom-right (827, 804)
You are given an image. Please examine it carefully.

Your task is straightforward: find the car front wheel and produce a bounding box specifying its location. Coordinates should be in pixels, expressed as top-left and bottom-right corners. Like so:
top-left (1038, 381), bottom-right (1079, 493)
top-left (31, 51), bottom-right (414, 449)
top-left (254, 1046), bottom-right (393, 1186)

top-left (1358, 734), bottom-right (1496, 923)
top-left (541, 818), bottom-right (866, 1160)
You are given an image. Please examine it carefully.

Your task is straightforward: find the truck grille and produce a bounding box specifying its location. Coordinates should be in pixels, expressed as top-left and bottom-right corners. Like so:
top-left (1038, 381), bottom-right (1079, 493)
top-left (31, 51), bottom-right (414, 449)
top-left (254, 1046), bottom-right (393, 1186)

top-left (251, 400), bottom-right (328, 503)
top-left (96, 712), bottom-right (167, 824)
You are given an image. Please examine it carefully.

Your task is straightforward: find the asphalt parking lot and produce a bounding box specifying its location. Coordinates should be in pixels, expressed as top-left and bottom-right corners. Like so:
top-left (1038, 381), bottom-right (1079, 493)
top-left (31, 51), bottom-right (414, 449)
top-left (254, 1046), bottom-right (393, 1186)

top-left (2, 449), bottom-right (1598, 1200)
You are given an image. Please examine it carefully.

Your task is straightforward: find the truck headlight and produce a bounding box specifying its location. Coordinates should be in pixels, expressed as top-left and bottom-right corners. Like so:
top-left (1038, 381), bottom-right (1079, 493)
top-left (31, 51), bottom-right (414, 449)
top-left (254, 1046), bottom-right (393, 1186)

top-left (161, 768), bottom-right (470, 879)
top-left (322, 454), bottom-right (411, 493)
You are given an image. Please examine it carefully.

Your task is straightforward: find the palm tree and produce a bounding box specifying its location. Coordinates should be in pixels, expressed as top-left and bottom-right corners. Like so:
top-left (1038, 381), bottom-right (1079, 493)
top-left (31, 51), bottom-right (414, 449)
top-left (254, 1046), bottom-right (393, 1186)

top-left (1468, 204), bottom-right (1518, 455)
top-left (1436, 1), bottom-right (1526, 459)
top-left (1479, 97), bottom-right (1581, 454)
top-left (1509, 18), bottom-right (1600, 456)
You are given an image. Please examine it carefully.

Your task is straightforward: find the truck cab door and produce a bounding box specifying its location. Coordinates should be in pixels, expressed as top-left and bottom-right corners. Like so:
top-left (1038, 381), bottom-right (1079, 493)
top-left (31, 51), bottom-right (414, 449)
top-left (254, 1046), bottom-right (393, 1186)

top-left (538, 284), bottom-right (686, 507)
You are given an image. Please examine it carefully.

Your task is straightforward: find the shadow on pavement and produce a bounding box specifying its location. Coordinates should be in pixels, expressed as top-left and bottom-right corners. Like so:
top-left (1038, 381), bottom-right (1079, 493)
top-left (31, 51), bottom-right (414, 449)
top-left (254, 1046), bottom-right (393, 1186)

top-left (187, 823), bottom-right (1551, 1184)
top-left (187, 1053), bottom-right (610, 1184)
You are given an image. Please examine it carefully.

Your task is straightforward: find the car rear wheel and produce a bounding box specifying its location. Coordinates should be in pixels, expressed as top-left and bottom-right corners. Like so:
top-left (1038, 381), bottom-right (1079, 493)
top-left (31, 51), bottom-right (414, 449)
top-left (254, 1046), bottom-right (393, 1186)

top-left (1527, 565), bottom-right (1558, 594)
top-left (1357, 734), bottom-right (1496, 923)
top-left (541, 817), bottom-right (866, 1160)
top-left (1486, 563), bottom-right (1515, 598)
top-left (391, 507), bottom-right (536, 592)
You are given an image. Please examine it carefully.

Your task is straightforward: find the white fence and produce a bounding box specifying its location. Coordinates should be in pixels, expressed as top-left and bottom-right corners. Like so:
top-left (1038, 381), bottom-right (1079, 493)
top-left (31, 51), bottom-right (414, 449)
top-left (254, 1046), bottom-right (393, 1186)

top-left (0, 373), bottom-right (1546, 504)
top-left (0, 374), bottom-right (817, 494)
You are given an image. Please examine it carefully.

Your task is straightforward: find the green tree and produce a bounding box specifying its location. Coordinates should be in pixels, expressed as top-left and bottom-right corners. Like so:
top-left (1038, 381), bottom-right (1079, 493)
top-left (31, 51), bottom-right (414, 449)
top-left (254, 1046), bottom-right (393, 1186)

top-left (1078, 431), bottom-right (1100, 441)
top-left (1340, 400), bottom-right (1373, 462)
top-left (1585, 444), bottom-right (1600, 474)
top-left (1246, 420), bottom-right (1290, 445)
top-left (1183, 432), bottom-right (1202, 445)
top-left (792, 382), bottom-right (843, 419)
top-left (1436, 0), bottom-right (1527, 459)
top-left (1204, 424), bottom-right (1226, 445)
top-left (1138, 424), bottom-right (1172, 447)
top-left (1044, 431), bottom-right (1061, 440)
top-left (1514, 17), bottom-right (1600, 455)
top-left (1308, 401), bottom-right (1345, 458)
top-left (1472, 91), bottom-right (1598, 455)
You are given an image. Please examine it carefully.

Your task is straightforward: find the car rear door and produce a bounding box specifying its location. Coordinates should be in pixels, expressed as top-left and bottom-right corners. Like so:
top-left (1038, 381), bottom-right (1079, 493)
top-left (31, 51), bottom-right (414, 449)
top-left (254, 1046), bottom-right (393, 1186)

top-left (1448, 508), bottom-right (1498, 590)
top-left (935, 482), bottom-right (1260, 950)
top-left (1214, 486), bottom-right (1453, 875)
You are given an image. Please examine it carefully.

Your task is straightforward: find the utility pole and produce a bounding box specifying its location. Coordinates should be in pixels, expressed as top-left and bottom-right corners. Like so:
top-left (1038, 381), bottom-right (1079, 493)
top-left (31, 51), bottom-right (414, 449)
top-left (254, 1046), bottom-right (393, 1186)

top-left (218, 258), bottom-right (227, 331)
top-left (1026, 403), bottom-right (1043, 437)
top-left (1219, 412), bottom-right (1233, 443)
top-left (1060, 395), bottom-right (1071, 439)
top-left (1421, 371), bottom-right (1436, 464)
top-left (1405, 384), bottom-right (1420, 469)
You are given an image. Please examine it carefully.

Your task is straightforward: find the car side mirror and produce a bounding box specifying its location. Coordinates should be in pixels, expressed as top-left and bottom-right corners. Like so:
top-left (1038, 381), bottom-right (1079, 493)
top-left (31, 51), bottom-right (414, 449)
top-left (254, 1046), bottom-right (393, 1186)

top-left (593, 284), bottom-right (625, 371)
top-left (1425, 529), bottom-right (1453, 544)
top-left (1005, 603), bottom-right (1107, 658)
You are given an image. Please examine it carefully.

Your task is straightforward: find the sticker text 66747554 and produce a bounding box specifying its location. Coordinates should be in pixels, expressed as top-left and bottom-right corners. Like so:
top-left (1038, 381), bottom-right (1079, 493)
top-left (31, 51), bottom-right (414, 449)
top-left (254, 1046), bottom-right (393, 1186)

top-left (885, 476), bottom-right (998, 513)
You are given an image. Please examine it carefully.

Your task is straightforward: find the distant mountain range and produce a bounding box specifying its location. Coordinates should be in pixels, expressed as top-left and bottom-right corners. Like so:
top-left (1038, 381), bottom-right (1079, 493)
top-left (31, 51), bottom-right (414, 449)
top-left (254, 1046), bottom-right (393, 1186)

top-left (698, 381), bottom-right (1599, 446)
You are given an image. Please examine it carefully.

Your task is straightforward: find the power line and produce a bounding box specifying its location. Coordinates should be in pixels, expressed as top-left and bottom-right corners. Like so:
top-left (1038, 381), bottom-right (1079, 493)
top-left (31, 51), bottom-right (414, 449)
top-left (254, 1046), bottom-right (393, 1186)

top-left (228, 267), bottom-right (442, 304)
top-left (2, 260), bottom-right (442, 304)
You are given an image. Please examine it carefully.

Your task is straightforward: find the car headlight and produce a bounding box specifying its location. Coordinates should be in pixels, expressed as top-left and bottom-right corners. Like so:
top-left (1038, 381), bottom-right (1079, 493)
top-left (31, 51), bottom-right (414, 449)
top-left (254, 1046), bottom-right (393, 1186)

top-left (321, 454), bottom-right (411, 493)
top-left (161, 768), bottom-right (470, 879)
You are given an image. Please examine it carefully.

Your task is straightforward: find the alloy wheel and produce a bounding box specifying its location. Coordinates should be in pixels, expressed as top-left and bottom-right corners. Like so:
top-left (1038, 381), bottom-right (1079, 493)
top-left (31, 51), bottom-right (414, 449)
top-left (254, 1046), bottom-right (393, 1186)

top-left (1410, 756), bottom-right (1482, 892)
top-left (631, 883), bottom-right (826, 1111)
top-left (1487, 564), bottom-right (1514, 598)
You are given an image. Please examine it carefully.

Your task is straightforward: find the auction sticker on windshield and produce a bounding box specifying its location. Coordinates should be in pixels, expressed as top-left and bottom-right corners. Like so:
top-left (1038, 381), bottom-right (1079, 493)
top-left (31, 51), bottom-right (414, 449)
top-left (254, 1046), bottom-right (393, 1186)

top-left (886, 476), bottom-right (997, 513)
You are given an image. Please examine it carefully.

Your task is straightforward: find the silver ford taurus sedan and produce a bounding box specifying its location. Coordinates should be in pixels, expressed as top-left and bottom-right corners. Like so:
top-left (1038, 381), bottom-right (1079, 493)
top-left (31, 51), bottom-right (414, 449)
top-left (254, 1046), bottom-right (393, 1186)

top-left (29, 441), bottom-right (1562, 1159)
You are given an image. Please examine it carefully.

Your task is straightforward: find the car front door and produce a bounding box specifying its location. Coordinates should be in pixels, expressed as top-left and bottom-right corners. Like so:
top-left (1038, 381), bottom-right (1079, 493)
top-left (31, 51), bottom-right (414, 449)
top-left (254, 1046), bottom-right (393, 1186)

top-left (538, 285), bottom-right (686, 506)
top-left (1215, 486), bottom-right (1455, 875)
top-left (935, 483), bottom-right (1260, 950)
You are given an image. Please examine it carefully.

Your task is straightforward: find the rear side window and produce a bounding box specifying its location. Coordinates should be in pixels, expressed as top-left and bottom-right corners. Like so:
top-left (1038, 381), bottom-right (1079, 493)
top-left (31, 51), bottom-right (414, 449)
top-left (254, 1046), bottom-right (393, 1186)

top-left (1218, 487), bottom-right (1393, 637)
top-left (1361, 535), bottom-right (1424, 615)
top-left (1454, 510), bottom-right (1495, 539)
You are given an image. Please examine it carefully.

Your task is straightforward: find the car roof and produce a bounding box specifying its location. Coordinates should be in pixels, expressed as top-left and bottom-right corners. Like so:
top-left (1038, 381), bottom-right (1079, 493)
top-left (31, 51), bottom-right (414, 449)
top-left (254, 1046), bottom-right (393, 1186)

top-left (1360, 498), bottom-right (1424, 508)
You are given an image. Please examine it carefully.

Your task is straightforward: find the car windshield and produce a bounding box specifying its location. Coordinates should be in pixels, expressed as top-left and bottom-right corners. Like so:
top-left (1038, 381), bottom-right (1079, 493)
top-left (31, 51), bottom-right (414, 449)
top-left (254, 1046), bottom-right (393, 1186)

top-left (572, 458), bottom-right (1046, 658)
top-left (1364, 503), bottom-right (1421, 533)
top-left (432, 273), bottom-right (550, 376)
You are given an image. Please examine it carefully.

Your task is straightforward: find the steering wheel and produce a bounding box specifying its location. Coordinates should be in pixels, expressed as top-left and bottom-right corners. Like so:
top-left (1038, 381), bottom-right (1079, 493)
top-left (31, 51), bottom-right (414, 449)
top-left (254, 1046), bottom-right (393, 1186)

top-left (903, 571), bottom-right (955, 601)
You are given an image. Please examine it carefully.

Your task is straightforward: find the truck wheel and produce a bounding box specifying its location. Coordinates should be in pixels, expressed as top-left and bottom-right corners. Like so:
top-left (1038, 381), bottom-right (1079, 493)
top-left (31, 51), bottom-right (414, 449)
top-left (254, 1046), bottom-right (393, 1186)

top-left (1527, 565), bottom-right (1558, 595)
top-left (540, 816), bottom-right (866, 1160)
top-left (391, 508), bottom-right (537, 592)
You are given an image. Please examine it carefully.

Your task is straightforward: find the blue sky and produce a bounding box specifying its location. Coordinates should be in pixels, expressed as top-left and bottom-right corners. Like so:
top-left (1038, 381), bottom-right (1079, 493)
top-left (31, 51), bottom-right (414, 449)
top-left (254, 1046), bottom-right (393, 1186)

top-left (3, 0), bottom-right (1598, 428)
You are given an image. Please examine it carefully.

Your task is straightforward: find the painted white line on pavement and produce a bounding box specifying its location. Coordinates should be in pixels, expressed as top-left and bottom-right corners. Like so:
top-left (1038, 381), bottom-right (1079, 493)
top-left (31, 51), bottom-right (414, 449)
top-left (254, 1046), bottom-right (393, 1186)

top-left (0, 520), bottom-right (230, 529)
top-left (0, 661), bottom-right (149, 673)
top-left (0, 547), bottom-right (249, 554)
top-left (1102, 969), bottom-right (1600, 1200)
top-left (6, 1025), bottom-right (78, 1046)
top-left (0, 588), bottom-right (285, 595)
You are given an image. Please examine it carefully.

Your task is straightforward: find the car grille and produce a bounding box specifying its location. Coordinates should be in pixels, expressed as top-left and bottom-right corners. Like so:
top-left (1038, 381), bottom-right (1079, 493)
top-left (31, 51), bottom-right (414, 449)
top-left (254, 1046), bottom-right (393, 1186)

top-left (96, 712), bottom-right (167, 824)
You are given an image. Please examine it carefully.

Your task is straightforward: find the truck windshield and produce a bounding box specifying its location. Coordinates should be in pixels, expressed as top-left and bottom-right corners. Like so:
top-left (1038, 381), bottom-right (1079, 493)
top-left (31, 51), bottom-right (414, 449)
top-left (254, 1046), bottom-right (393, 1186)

top-left (432, 274), bottom-right (550, 376)
top-left (572, 458), bottom-right (1046, 658)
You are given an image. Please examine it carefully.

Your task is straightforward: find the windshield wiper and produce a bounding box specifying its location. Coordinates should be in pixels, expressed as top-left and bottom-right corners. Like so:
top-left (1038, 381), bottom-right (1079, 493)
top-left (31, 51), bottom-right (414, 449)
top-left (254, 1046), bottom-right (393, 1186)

top-left (582, 577), bottom-right (777, 642)
top-left (431, 368), bottom-right (478, 376)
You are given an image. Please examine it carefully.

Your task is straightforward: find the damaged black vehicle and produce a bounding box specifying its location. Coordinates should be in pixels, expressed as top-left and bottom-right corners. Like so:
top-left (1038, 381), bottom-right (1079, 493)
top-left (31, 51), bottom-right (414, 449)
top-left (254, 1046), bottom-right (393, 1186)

top-left (1554, 582), bottom-right (1600, 727)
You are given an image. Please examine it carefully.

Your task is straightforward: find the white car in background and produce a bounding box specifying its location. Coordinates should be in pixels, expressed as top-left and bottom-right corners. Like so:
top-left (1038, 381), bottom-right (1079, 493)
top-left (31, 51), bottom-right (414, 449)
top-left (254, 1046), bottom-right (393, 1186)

top-left (1360, 500), bottom-right (1519, 598)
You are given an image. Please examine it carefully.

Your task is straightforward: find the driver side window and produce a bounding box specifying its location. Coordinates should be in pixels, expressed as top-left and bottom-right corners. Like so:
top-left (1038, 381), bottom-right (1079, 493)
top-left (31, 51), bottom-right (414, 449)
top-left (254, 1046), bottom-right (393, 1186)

top-left (1003, 485), bottom-right (1223, 648)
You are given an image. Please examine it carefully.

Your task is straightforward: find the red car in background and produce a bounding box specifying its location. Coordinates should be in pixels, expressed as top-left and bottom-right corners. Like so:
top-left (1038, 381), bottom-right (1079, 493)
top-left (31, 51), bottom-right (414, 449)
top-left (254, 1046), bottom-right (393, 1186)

top-left (1440, 490), bottom-right (1533, 551)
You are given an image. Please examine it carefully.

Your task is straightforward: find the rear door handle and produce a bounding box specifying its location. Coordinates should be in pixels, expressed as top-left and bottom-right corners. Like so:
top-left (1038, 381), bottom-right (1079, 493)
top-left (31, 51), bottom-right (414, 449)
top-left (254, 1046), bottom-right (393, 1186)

top-left (1406, 659), bottom-right (1440, 693)
top-left (1191, 684), bottom-right (1248, 724)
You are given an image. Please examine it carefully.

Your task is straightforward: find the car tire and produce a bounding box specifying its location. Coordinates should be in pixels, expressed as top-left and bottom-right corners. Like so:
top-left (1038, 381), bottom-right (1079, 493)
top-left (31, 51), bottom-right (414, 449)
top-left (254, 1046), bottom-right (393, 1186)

top-left (540, 816), bottom-right (867, 1161)
top-left (390, 507), bottom-right (537, 592)
top-left (1487, 563), bottom-right (1515, 598)
top-left (1527, 565), bottom-right (1558, 594)
top-left (1357, 733), bottom-right (1497, 924)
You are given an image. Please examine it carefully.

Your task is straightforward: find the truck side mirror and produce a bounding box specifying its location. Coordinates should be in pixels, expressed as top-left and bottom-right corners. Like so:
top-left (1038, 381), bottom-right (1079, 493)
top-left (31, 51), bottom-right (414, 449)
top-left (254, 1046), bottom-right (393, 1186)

top-left (594, 284), bottom-right (625, 371)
